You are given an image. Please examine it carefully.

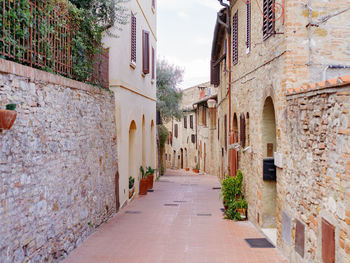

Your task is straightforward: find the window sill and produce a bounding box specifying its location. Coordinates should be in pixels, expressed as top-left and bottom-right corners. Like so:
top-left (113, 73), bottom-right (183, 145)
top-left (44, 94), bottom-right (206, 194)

top-left (130, 61), bottom-right (136, 69)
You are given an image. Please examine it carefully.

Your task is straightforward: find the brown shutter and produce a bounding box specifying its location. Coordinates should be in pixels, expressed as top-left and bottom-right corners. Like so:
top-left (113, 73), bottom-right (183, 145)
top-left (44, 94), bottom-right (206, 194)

top-left (151, 47), bottom-right (155, 79)
top-left (232, 11), bottom-right (238, 65)
top-left (210, 60), bottom-right (220, 86)
top-left (240, 114), bottom-right (246, 148)
top-left (263, 0), bottom-right (275, 39)
top-left (131, 13), bottom-right (136, 63)
top-left (191, 134), bottom-right (196, 144)
top-left (184, 116), bottom-right (187, 129)
top-left (247, 0), bottom-right (251, 49)
top-left (322, 219), bottom-right (335, 263)
top-left (190, 115), bottom-right (193, 129)
top-left (142, 30), bottom-right (150, 74)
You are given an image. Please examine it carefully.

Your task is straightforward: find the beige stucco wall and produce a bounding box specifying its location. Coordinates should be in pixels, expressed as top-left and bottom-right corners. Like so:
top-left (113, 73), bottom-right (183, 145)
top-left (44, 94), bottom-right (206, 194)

top-left (103, 0), bottom-right (157, 208)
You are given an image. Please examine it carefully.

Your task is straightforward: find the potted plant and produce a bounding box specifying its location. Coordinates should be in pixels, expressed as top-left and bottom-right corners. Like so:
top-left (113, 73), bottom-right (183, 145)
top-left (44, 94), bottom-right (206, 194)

top-left (129, 176), bottom-right (135, 199)
top-left (146, 166), bottom-right (156, 190)
top-left (139, 166), bottom-right (148, 195)
top-left (0, 104), bottom-right (17, 130)
top-left (220, 170), bottom-right (247, 221)
top-left (185, 168), bottom-right (189, 171)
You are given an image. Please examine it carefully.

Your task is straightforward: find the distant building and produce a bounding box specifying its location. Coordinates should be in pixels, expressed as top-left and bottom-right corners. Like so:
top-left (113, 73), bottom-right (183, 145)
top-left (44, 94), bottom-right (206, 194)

top-left (103, 0), bottom-right (157, 208)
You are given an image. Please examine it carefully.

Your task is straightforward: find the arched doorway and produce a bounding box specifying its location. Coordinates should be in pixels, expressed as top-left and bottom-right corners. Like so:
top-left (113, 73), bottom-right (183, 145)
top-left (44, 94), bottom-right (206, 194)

top-left (184, 148), bottom-right (188, 169)
top-left (128, 121), bottom-right (137, 194)
top-left (150, 120), bottom-right (155, 168)
top-left (229, 113), bottom-right (239, 177)
top-left (142, 115), bottom-right (146, 167)
top-left (261, 97), bottom-right (277, 235)
top-left (180, 148), bottom-right (184, 169)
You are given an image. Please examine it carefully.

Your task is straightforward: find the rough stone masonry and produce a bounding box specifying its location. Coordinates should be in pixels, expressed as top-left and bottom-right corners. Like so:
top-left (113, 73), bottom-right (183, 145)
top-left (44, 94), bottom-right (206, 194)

top-left (0, 60), bottom-right (118, 262)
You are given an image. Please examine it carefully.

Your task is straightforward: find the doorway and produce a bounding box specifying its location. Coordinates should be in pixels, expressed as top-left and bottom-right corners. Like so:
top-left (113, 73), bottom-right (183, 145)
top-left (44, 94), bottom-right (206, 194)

top-left (229, 113), bottom-right (239, 177)
top-left (128, 121), bottom-right (137, 194)
top-left (180, 148), bottom-right (184, 169)
top-left (261, 97), bottom-right (277, 244)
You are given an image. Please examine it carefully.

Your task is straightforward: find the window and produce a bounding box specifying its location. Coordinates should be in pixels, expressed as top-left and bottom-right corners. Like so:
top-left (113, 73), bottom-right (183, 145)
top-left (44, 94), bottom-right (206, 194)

top-left (232, 11), bottom-right (238, 65)
top-left (174, 124), bottom-right (178, 138)
top-left (131, 13), bottom-right (136, 63)
top-left (202, 107), bottom-right (207, 126)
top-left (247, 0), bottom-right (251, 51)
top-left (151, 47), bottom-right (155, 80)
top-left (190, 115), bottom-right (194, 129)
top-left (263, 0), bottom-right (275, 39)
top-left (152, 0), bottom-right (155, 9)
top-left (246, 113), bottom-right (250, 145)
top-left (184, 116), bottom-right (187, 129)
top-left (191, 134), bottom-right (196, 144)
top-left (224, 114), bottom-right (227, 150)
top-left (142, 30), bottom-right (150, 74)
top-left (240, 114), bottom-right (246, 148)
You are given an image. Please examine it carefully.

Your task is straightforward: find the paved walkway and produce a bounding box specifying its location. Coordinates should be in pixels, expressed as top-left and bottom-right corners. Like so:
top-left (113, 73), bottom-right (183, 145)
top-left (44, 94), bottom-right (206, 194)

top-left (63, 169), bottom-right (288, 263)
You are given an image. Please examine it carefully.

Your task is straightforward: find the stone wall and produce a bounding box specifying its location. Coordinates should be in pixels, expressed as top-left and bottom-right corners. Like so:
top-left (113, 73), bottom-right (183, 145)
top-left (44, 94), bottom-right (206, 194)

top-left (281, 78), bottom-right (350, 263)
top-left (0, 59), bottom-right (118, 262)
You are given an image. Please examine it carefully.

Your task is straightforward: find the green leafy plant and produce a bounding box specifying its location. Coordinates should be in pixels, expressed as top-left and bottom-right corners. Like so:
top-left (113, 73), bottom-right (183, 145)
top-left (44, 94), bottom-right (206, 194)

top-left (5, 104), bottom-right (17, 111)
top-left (129, 176), bottom-right (135, 189)
top-left (146, 166), bottom-right (156, 175)
top-left (140, 166), bottom-right (148, 179)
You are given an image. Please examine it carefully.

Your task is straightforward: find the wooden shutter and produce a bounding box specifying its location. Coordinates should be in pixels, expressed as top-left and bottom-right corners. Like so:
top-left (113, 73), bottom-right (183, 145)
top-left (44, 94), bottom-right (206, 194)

top-left (131, 13), bottom-right (136, 63)
top-left (190, 115), bottom-right (193, 129)
top-left (151, 47), bottom-right (155, 80)
top-left (184, 116), bottom-right (187, 129)
top-left (224, 114), bottom-right (227, 150)
top-left (174, 124), bottom-right (178, 138)
top-left (191, 134), bottom-right (196, 144)
top-left (210, 60), bottom-right (220, 86)
top-left (240, 114), bottom-right (246, 148)
top-left (263, 0), bottom-right (275, 39)
top-left (142, 30), bottom-right (150, 74)
top-left (322, 219), bottom-right (335, 263)
top-left (247, 1), bottom-right (251, 49)
top-left (232, 11), bottom-right (238, 65)
top-left (202, 107), bottom-right (207, 126)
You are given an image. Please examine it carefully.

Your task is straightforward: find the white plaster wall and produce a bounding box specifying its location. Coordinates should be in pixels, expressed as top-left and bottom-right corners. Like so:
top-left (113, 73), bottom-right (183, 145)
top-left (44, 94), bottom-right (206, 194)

top-left (103, 0), bottom-right (157, 207)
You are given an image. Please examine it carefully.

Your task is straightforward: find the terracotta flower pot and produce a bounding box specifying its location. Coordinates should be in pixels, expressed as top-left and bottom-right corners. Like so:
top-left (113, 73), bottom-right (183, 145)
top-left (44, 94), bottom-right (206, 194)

top-left (185, 168), bottom-right (189, 171)
top-left (237, 208), bottom-right (247, 220)
top-left (0, 110), bottom-right (17, 130)
top-left (147, 174), bottom-right (154, 189)
top-left (139, 178), bottom-right (148, 195)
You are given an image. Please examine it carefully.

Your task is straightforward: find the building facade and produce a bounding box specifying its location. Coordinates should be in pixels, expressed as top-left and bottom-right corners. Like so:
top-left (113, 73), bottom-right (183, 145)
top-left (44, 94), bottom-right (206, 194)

top-left (164, 82), bottom-right (219, 176)
top-left (211, 0), bottom-right (350, 262)
top-left (103, 0), bottom-right (157, 208)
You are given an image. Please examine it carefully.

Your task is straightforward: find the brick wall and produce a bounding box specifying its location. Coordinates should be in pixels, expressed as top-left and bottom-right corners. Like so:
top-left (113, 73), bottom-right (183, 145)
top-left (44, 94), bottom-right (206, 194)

top-left (282, 77), bottom-right (350, 262)
top-left (0, 60), bottom-right (118, 262)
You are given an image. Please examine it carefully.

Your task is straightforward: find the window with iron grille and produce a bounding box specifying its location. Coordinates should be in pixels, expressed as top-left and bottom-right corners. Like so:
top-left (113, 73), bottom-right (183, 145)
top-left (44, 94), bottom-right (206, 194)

top-left (174, 124), bottom-right (178, 138)
top-left (151, 47), bottom-right (155, 80)
top-left (247, 0), bottom-right (251, 50)
top-left (190, 115), bottom-right (194, 129)
top-left (184, 116), bottom-right (187, 129)
top-left (232, 11), bottom-right (238, 65)
top-left (142, 30), bottom-right (150, 74)
top-left (240, 114), bottom-right (246, 148)
top-left (263, 0), bottom-right (275, 39)
top-left (131, 13), bottom-right (137, 63)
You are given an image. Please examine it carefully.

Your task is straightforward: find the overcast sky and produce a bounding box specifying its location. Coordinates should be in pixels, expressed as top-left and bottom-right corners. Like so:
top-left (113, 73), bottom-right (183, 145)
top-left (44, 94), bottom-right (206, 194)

top-left (157, 0), bottom-right (221, 89)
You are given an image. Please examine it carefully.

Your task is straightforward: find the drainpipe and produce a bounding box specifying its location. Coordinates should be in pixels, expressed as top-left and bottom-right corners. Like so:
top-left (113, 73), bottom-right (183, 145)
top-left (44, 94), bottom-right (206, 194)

top-left (323, 65), bottom-right (350, 81)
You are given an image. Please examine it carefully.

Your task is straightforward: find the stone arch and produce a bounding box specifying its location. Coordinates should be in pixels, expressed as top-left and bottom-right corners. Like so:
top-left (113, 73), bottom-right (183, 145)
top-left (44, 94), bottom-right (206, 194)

top-left (229, 113), bottom-right (239, 176)
top-left (261, 96), bottom-right (277, 230)
top-left (150, 120), bottom-right (155, 168)
top-left (142, 115), bottom-right (146, 167)
top-left (128, 121), bottom-right (137, 194)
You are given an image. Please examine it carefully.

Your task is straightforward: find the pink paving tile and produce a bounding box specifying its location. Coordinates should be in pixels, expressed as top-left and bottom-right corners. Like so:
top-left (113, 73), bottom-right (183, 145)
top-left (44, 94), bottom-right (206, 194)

top-left (63, 169), bottom-right (288, 263)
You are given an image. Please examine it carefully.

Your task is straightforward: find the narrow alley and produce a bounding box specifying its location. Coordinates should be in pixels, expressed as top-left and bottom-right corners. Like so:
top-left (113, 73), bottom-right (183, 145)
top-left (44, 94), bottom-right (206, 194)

top-left (63, 170), bottom-right (287, 263)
